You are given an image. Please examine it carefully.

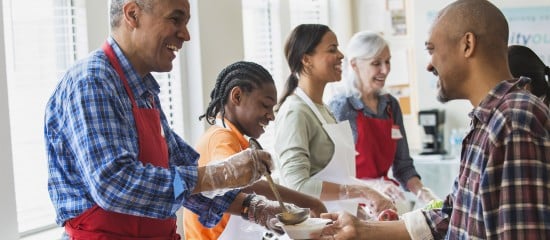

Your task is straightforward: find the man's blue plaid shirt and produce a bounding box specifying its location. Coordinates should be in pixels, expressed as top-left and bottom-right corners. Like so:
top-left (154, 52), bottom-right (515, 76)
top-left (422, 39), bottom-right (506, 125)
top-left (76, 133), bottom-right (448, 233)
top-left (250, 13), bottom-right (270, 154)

top-left (44, 37), bottom-right (238, 227)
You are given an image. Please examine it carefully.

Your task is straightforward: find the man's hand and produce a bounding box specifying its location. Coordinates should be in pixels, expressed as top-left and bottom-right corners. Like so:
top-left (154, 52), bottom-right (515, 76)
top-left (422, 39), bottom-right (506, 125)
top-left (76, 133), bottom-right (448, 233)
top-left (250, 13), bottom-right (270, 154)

top-left (246, 195), bottom-right (302, 235)
top-left (196, 149), bottom-right (273, 193)
top-left (416, 187), bottom-right (439, 204)
top-left (318, 211), bottom-right (361, 240)
top-left (340, 184), bottom-right (396, 218)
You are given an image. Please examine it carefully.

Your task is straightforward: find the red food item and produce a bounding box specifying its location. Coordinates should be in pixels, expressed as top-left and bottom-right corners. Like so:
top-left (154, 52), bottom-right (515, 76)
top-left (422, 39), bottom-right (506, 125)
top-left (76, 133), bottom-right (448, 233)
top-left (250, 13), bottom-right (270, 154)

top-left (377, 209), bottom-right (399, 221)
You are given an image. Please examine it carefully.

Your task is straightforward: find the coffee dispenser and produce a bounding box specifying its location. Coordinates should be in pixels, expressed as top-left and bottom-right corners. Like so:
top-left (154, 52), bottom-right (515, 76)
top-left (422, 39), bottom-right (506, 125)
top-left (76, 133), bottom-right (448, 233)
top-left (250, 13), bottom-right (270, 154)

top-left (418, 109), bottom-right (446, 155)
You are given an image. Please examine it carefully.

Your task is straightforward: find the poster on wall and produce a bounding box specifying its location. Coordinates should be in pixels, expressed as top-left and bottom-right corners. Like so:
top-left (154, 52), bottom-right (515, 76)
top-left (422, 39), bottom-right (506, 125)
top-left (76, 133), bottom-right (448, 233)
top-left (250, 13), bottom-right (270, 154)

top-left (387, 0), bottom-right (407, 36)
top-left (503, 7), bottom-right (550, 65)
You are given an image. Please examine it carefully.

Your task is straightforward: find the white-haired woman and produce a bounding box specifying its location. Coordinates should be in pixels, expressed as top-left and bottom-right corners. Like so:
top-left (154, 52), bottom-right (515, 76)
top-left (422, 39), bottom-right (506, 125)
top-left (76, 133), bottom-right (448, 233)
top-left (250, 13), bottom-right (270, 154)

top-left (328, 31), bottom-right (438, 208)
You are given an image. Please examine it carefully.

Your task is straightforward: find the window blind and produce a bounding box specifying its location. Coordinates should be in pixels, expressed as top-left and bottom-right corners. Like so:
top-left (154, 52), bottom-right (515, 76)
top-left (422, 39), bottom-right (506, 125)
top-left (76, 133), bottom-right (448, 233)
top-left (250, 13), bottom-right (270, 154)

top-left (3, 0), bottom-right (87, 235)
top-left (4, 1), bottom-right (186, 236)
top-left (289, 0), bottom-right (328, 27)
top-left (241, 0), bottom-right (328, 89)
top-left (241, 0), bottom-right (280, 82)
top-left (153, 57), bottom-right (184, 135)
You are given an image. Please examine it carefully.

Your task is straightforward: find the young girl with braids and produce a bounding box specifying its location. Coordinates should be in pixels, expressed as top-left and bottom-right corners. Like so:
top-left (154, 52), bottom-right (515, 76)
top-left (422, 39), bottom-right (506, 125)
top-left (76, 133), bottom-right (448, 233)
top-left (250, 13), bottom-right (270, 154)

top-left (182, 61), bottom-right (326, 240)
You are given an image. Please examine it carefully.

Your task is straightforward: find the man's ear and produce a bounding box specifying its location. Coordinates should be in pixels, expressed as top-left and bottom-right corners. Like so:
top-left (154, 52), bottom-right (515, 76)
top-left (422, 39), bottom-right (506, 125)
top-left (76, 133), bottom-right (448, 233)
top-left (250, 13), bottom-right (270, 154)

top-left (229, 87), bottom-right (243, 105)
top-left (462, 32), bottom-right (476, 58)
top-left (122, 2), bottom-right (140, 28)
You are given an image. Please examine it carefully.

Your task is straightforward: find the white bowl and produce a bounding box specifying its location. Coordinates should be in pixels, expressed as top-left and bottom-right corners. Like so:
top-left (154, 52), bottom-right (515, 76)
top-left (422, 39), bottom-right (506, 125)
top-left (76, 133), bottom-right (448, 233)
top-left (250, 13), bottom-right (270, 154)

top-left (277, 218), bottom-right (332, 240)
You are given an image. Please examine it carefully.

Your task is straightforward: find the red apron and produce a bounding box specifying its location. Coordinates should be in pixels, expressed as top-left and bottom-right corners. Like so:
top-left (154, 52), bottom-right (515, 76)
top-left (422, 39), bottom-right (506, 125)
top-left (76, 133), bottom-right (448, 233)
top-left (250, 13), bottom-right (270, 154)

top-left (63, 42), bottom-right (179, 240)
top-left (355, 101), bottom-right (398, 184)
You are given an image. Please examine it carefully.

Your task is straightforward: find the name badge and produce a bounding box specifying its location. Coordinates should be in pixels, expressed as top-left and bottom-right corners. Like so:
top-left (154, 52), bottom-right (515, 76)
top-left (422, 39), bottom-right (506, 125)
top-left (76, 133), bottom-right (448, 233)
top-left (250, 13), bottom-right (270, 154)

top-left (391, 125), bottom-right (402, 139)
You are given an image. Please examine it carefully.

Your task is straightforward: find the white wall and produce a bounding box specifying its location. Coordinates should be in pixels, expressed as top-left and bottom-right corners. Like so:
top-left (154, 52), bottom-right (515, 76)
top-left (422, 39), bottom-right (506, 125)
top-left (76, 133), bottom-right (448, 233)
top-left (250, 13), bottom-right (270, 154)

top-left (0, 0), bottom-right (21, 238)
top-left (328, 0), bottom-right (354, 52)
top-left (85, 1), bottom-right (109, 51)
top-left (182, 0), bottom-right (245, 145)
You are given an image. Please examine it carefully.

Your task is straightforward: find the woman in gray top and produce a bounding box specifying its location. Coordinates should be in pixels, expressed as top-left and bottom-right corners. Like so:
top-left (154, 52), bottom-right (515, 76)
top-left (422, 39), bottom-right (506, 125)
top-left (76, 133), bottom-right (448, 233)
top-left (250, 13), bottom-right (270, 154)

top-left (327, 31), bottom-right (438, 204)
top-left (273, 24), bottom-right (395, 218)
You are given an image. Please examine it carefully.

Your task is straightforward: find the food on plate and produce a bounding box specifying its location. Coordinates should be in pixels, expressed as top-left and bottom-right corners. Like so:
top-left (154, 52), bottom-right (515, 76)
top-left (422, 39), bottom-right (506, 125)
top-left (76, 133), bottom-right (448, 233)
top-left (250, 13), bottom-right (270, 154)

top-left (377, 209), bottom-right (399, 221)
top-left (423, 199), bottom-right (444, 211)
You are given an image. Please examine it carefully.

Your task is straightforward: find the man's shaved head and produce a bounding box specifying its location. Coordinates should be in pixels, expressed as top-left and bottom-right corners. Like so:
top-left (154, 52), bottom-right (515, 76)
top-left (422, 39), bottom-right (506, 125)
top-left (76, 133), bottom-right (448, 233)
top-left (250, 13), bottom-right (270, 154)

top-left (425, 0), bottom-right (513, 105)
top-left (434, 0), bottom-right (508, 59)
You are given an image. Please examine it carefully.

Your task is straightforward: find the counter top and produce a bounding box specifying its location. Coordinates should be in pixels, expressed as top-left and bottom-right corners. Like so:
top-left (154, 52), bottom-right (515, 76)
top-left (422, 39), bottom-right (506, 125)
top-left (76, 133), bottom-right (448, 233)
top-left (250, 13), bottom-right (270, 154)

top-left (412, 154), bottom-right (459, 162)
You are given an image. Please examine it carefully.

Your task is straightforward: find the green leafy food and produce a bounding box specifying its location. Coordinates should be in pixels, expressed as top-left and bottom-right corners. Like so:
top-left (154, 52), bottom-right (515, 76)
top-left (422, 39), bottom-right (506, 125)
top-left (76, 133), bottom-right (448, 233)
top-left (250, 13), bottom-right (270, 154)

top-left (423, 199), bottom-right (444, 210)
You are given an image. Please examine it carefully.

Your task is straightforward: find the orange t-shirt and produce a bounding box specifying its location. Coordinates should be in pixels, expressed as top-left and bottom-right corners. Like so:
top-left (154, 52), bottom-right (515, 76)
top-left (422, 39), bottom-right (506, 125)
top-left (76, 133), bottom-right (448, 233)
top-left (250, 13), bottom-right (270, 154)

top-left (183, 119), bottom-right (249, 240)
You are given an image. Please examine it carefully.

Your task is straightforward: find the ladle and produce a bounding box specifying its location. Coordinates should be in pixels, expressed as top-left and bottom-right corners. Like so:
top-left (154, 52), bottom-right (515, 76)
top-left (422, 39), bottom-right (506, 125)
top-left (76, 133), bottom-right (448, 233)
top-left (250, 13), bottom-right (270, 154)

top-left (249, 138), bottom-right (310, 225)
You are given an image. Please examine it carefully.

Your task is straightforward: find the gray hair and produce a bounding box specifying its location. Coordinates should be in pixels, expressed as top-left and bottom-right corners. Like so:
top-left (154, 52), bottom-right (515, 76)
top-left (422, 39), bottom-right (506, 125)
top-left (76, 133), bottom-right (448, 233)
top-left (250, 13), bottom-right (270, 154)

top-left (110, 0), bottom-right (154, 29)
top-left (342, 31), bottom-right (388, 97)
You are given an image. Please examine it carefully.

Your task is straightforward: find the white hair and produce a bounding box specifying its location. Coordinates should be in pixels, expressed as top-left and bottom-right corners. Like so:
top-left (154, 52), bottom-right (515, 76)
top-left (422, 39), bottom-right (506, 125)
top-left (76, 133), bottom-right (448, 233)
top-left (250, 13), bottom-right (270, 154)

top-left (110, 0), bottom-right (154, 29)
top-left (341, 31), bottom-right (388, 98)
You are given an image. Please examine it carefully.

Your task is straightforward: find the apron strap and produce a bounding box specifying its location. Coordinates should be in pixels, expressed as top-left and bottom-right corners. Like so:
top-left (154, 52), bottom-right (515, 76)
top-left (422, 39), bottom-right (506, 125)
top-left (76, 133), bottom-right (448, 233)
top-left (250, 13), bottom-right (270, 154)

top-left (383, 94), bottom-right (394, 122)
top-left (294, 87), bottom-right (329, 124)
top-left (102, 42), bottom-right (138, 107)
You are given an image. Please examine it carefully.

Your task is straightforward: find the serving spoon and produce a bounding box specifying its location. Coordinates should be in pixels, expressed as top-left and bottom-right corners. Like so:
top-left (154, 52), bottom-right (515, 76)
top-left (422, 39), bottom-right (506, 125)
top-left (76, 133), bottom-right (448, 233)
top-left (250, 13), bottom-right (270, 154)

top-left (249, 138), bottom-right (310, 225)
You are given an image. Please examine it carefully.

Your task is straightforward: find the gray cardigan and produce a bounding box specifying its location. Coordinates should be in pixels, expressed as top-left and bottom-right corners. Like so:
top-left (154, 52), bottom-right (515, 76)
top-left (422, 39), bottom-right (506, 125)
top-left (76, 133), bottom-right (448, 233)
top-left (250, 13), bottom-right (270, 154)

top-left (274, 94), bottom-right (336, 197)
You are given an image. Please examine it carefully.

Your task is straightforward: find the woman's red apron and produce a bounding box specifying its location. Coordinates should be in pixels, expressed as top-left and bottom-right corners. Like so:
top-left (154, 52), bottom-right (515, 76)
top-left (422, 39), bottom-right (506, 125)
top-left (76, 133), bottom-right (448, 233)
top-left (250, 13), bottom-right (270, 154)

top-left (63, 42), bottom-right (178, 240)
top-left (355, 102), bottom-right (398, 184)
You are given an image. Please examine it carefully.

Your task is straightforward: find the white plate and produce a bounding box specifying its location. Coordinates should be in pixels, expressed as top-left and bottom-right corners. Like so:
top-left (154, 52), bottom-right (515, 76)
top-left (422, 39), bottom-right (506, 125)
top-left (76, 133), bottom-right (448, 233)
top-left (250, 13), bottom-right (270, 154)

top-left (277, 218), bottom-right (332, 240)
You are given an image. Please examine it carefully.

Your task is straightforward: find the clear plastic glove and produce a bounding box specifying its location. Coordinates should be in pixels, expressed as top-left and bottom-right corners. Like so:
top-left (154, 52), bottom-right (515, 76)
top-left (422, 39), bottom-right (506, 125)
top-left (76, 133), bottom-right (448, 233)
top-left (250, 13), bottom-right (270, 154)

top-left (339, 184), bottom-right (396, 218)
top-left (370, 179), bottom-right (406, 202)
top-left (247, 195), bottom-right (299, 235)
top-left (416, 187), bottom-right (440, 204)
top-left (199, 149), bottom-right (273, 192)
top-left (382, 184), bottom-right (406, 202)
top-left (356, 205), bottom-right (368, 221)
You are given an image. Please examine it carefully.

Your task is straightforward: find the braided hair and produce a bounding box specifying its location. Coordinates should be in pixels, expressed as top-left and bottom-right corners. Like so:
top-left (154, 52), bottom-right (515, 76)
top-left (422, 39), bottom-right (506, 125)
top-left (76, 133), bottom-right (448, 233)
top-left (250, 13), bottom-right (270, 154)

top-left (199, 61), bottom-right (274, 126)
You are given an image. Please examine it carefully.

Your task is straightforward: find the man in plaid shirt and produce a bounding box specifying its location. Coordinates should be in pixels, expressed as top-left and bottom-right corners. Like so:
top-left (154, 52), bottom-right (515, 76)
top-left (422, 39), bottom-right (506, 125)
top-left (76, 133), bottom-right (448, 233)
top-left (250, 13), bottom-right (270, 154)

top-left (319, 0), bottom-right (550, 239)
